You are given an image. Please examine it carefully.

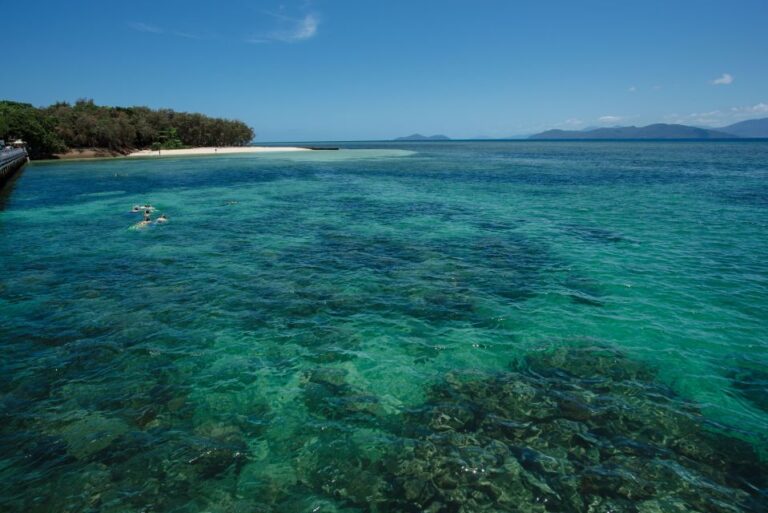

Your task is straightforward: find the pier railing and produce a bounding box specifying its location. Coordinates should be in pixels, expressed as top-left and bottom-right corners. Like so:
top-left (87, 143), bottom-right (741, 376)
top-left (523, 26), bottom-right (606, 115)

top-left (0, 148), bottom-right (29, 186)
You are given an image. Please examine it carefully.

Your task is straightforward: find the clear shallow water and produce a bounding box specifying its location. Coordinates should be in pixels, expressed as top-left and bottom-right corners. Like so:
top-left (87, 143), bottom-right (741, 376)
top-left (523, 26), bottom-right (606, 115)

top-left (1, 142), bottom-right (767, 512)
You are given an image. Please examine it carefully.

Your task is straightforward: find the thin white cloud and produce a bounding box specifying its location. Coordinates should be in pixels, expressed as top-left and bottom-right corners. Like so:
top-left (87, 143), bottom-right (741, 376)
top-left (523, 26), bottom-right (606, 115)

top-left (730, 102), bottom-right (768, 114)
top-left (128, 22), bottom-right (208, 40)
top-left (665, 102), bottom-right (767, 126)
top-left (172, 31), bottom-right (202, 40)
top-left (598, 115), bottom-right (622, 124)
top-left (628, 86), bottom-right (637, 93)
top-left (248, 13), bottom-right (319, 43)
top-left (288, 14), bottom-right (319, 41)
top-left (554, 118), bottom-right (584, 128)
top-left (128, 22), bottom-right (164, 34)
top-left (712, 73), bottom-right (733, 85)
top-left (667, 110), bottom-right (723, 126)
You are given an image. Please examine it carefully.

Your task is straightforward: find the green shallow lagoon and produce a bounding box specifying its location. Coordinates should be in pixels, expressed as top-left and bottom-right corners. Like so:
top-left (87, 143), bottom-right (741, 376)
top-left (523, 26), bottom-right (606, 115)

top-left (1, 142), bottom-right (767, 512)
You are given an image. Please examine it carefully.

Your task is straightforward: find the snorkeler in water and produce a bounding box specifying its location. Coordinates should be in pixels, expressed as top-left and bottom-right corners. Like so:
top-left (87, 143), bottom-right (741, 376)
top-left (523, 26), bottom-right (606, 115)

top-left (129, 217), bottom-right (151, 230)
top-left (128, 205), bottom-right (168, 230)
top-left (131, 203), bottom-right (156, 213)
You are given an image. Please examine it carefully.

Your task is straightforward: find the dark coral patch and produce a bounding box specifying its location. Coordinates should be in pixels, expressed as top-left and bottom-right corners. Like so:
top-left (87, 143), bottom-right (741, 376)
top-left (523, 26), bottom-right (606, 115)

top-left (297, 346), bottom-right (767, 513)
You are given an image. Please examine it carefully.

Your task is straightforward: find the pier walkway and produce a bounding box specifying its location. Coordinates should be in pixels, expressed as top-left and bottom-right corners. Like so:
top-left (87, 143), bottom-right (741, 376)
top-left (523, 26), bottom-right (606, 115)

top-left (0, 148), bottom-right (29, 187)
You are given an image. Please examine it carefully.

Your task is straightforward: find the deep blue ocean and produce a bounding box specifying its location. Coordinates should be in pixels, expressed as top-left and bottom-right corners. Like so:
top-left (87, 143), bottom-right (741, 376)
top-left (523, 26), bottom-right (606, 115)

top-left (1, 141), bottom-right (767, 512)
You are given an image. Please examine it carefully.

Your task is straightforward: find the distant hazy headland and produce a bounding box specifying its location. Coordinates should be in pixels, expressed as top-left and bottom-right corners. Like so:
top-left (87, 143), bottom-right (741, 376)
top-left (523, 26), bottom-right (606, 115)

top-left (393, 120), bottom-right (768, 142)
top-left (529, 118), bottom-right (768, 140)
top-left (0, 99), bottom-right (255, 159)
top-left (395, 134), bottom-right (451, 141)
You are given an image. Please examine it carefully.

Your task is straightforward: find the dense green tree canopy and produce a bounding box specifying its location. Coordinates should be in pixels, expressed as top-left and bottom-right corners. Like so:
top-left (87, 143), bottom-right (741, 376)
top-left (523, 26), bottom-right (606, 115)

top-left (0, 101), bottom-right (66, 158)
top-left (0, 99), bottom-right (255, 159)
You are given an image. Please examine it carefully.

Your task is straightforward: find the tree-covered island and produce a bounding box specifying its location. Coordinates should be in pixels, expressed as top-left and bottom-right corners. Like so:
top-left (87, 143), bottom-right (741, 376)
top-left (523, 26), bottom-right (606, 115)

top-left (0, 99), bottom-right (254, 159)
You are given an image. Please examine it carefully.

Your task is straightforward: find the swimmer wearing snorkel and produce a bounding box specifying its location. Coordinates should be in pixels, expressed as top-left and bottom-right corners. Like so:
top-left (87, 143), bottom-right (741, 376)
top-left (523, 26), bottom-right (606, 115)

top-left (128, 204), bottom-right (167, 229)
top-left (130, 210), bottom-right (152, 230)
top-left (131, 204), bottom-right (155, 213)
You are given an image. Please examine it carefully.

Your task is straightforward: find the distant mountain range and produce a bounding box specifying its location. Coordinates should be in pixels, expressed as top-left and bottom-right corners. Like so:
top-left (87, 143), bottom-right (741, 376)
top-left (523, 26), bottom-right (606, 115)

top-left (529, 117), bottom-right (768, 140)
top-left (392, 119), bottom-right (768, 141)
top-left (395, 134), bottom-right (451, 141)
top-left (718, 118), bottom-right (768, 138)
top-left (530, 124), bottom-right (735, 140)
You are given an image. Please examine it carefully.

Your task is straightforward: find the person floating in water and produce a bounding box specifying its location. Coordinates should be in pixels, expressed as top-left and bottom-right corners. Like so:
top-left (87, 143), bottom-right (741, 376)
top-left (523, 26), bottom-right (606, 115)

top-left (131, 210), bottom-right (152, 229)
top-left (128, 204), bottom-right (167, 229)
top-left (130, 211), bottom-right (152, 230)
top-left (131, 204), bottom-right (155, 213)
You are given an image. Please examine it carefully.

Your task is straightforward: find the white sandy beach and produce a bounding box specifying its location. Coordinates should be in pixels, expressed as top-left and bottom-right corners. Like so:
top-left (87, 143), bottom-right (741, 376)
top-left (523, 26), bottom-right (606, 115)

top-left (128, 146), bottom-right (312, 158)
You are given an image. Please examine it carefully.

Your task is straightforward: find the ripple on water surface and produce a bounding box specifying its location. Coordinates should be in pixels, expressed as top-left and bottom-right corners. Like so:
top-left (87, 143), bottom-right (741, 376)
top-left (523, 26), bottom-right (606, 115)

top-left (0, 143), bottom-right (766, 512)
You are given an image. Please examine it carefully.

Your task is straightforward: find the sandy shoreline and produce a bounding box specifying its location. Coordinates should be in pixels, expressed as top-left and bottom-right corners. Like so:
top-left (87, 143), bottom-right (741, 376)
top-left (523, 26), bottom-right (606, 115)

top-left (53, 148), bottom-right (128, 160)
top-left (127, 146), bottom-right (311, 158)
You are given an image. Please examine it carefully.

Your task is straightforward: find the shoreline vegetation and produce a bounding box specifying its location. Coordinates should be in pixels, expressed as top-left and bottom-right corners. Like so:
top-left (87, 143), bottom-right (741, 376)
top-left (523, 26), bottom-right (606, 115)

top-left (0, 99), bottom-right (255, 160)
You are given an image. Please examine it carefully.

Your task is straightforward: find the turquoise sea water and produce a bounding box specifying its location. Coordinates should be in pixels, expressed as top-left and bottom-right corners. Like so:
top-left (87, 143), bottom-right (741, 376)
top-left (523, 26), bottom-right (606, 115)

top-left (1, 141), bottom-right (766, 512)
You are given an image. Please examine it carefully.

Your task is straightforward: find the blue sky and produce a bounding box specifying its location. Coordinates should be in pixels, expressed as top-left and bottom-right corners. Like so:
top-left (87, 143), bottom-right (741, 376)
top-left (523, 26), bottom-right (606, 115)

top-left (3, 0), bottom-right (767, 140)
